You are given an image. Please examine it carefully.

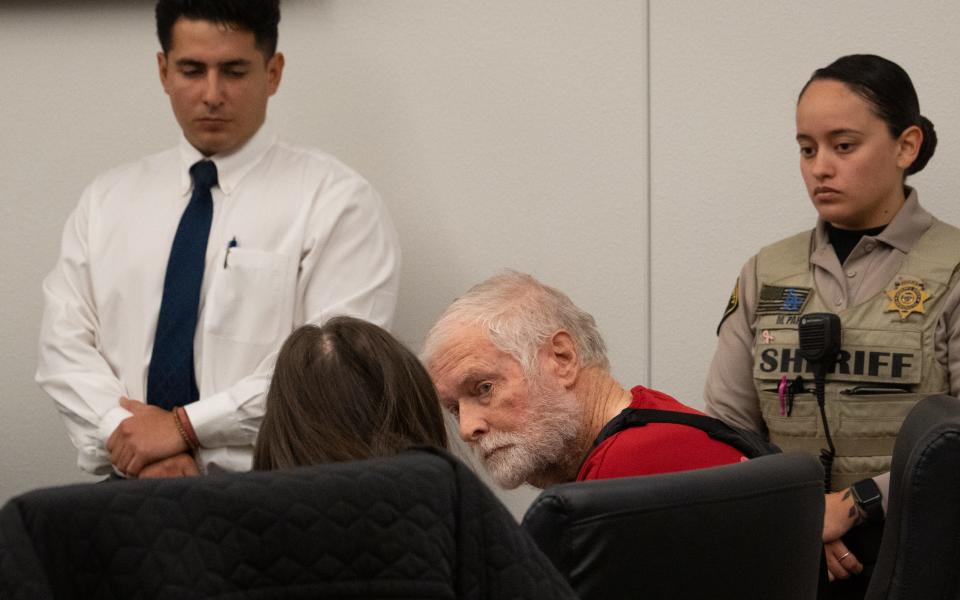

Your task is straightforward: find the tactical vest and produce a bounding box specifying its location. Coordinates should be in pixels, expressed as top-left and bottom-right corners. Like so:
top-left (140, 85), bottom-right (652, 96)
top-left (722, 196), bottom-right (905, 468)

top-left (752, 221), bottom-right (960, 491)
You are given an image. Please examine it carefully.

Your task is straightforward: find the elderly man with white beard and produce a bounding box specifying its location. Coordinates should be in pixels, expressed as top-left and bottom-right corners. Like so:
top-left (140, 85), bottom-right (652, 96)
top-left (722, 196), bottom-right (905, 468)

top-left (423, 271), bottom-right (748, 489)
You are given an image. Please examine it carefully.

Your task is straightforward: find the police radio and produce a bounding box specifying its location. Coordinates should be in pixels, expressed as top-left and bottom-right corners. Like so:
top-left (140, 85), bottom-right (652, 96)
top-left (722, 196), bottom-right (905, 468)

top-left (798, 313), bottom-right (842, 379)
top-left (797, 313), bottom-right (842, 490)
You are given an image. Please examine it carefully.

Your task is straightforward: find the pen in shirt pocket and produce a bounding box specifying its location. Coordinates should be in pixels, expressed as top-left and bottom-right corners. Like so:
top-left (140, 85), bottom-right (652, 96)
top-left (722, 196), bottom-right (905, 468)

top-left (223, 237), bottom-right (238, 268)
top-left (778, 376), bottom-right (788, 416)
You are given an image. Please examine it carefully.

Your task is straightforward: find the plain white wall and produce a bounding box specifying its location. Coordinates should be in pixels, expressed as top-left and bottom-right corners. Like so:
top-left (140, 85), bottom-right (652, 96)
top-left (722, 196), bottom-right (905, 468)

top-left (0, 0), bottom-right (648, 517)
top-left (650, 1), bottom-right (960, 406)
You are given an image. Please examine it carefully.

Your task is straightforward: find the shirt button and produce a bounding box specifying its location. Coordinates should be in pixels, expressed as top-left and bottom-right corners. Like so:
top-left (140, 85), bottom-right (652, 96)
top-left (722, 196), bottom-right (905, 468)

top-left (847, 270), bottom-right (857, 278)
top-left (834, 296), bottom-right (843, 306)
top-left (863, 242), bottom-right (876, 252)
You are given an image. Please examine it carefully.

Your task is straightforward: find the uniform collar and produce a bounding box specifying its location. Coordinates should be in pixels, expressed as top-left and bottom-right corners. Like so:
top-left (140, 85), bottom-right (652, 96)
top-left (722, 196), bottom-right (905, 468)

top-left (177, 122), bottom-right (277, 196)
top-left (812, 187), bottom-right (933, 256)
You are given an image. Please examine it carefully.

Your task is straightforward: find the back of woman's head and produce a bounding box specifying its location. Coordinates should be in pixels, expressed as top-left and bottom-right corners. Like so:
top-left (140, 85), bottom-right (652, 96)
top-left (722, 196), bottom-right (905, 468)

top-left (800, 54), bottom-right (936, 175)
top-left (253, 316), bottom-right (448, 470)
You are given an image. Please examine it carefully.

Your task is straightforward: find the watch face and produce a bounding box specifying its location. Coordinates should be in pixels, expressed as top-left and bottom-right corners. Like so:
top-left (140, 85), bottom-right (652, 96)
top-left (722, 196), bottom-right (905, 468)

top-left (852, 479), bottom-right (884, 523)
top-left (853, 480), bottom-right (882, 504)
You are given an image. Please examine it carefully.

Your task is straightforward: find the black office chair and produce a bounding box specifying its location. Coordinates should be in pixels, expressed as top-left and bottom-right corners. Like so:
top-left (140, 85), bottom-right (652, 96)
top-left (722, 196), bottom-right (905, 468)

top-left (0, 449), bottom-right (576, 600)
top-left (522, 452), bottom-right (825, 600)
top-left (865, 394), bottom-right (960, 600)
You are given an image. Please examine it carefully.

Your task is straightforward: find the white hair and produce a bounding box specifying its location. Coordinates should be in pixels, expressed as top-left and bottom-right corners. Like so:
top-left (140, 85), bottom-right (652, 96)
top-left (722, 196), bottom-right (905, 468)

top-left (423, 271), bottom-right (609, 373)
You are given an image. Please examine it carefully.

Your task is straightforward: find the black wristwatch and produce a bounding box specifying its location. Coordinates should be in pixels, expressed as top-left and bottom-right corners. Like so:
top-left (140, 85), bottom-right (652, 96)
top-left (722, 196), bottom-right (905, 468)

top-left (850, 478), bottom-right (884, 524)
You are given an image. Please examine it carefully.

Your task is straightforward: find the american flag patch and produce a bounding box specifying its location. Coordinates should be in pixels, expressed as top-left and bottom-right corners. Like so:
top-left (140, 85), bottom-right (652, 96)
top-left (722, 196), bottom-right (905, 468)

top-left (756, 285), bottom-right (811, 315)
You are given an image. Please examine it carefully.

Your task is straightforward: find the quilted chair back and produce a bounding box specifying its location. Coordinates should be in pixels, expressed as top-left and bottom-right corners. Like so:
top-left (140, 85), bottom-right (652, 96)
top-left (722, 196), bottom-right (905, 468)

top-left (521, 452), bottom-right (825, 600)
top-left (0, 449), bottom-right (575, 600)
top-left (866, 394), bottom-right (960, 600)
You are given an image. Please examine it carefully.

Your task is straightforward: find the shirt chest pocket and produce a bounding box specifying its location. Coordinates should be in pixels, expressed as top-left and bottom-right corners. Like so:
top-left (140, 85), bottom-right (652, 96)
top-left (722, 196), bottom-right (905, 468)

top-left (203, 248), bottom-right (289, 345)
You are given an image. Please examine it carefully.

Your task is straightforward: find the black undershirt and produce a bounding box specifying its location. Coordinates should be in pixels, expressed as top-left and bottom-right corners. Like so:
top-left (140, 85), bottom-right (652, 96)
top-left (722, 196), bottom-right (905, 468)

top-left (825, 222), bottom-right (887, 265)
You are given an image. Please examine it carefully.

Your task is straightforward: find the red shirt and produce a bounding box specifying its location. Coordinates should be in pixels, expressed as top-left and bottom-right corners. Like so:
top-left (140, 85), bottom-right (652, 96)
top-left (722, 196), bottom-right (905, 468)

top-left (576, 386), bottom-right (746, 481)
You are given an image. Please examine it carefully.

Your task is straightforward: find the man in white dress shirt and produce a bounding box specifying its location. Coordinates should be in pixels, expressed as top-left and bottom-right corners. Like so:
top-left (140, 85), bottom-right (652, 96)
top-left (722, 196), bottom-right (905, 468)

top-left (36, 0), bottom-right (400, 479)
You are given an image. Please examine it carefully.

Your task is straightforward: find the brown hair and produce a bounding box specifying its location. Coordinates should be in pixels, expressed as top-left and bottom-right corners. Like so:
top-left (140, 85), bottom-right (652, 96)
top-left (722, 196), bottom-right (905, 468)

top-left (799, 54), bottom-right (936, 176)
top-left (253, 316), bottom-right (448, 470)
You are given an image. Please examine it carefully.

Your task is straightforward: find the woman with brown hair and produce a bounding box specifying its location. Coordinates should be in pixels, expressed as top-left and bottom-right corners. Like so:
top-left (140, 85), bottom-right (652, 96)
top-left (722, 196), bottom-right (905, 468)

top-left (705, 54), bottom-right (956, 595)
top-left (253, 316), bottom-right (448, 470)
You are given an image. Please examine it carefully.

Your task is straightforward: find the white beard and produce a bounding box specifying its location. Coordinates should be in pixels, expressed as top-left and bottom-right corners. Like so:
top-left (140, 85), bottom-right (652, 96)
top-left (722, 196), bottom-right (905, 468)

top-left (474, 374), bottom-right (582, 489)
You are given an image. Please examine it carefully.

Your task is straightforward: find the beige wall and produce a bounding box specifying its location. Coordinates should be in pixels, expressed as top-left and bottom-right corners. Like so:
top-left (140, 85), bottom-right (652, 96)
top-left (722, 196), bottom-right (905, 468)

top-left (3, 1), bottom-right (960, 518)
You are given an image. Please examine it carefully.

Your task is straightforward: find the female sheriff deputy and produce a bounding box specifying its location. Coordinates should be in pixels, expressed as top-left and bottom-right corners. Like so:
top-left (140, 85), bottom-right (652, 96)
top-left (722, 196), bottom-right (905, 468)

top-left (704, 54), bottom-right (960, 589)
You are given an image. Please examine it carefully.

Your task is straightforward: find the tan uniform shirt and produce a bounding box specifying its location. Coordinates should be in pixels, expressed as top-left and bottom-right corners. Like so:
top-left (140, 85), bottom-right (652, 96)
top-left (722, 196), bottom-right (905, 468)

top-left (705, 190), bottom-right (960, 502)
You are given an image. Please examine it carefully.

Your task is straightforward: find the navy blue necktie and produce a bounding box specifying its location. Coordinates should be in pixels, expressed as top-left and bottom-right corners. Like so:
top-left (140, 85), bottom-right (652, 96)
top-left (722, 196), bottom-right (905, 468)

top-left (147, 160), bottom-right (218, 410)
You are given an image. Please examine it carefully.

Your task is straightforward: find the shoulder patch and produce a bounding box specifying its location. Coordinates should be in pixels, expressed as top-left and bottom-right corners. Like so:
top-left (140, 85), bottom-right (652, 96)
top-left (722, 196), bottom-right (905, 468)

top-left (717, 279), bottom-right (740, 335)
top-left (755, 285), bottom-right (811, 315)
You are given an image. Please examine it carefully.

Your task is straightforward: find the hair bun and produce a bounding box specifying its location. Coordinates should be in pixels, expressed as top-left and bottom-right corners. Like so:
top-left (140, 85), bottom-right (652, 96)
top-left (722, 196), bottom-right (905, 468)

top-left (908, 115), bottom-right (937, 175)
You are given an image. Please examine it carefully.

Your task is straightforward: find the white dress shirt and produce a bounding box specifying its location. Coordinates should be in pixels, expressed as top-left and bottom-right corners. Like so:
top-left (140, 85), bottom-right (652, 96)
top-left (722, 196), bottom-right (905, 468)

top-left (36, 124), bottom-right (401, 475)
